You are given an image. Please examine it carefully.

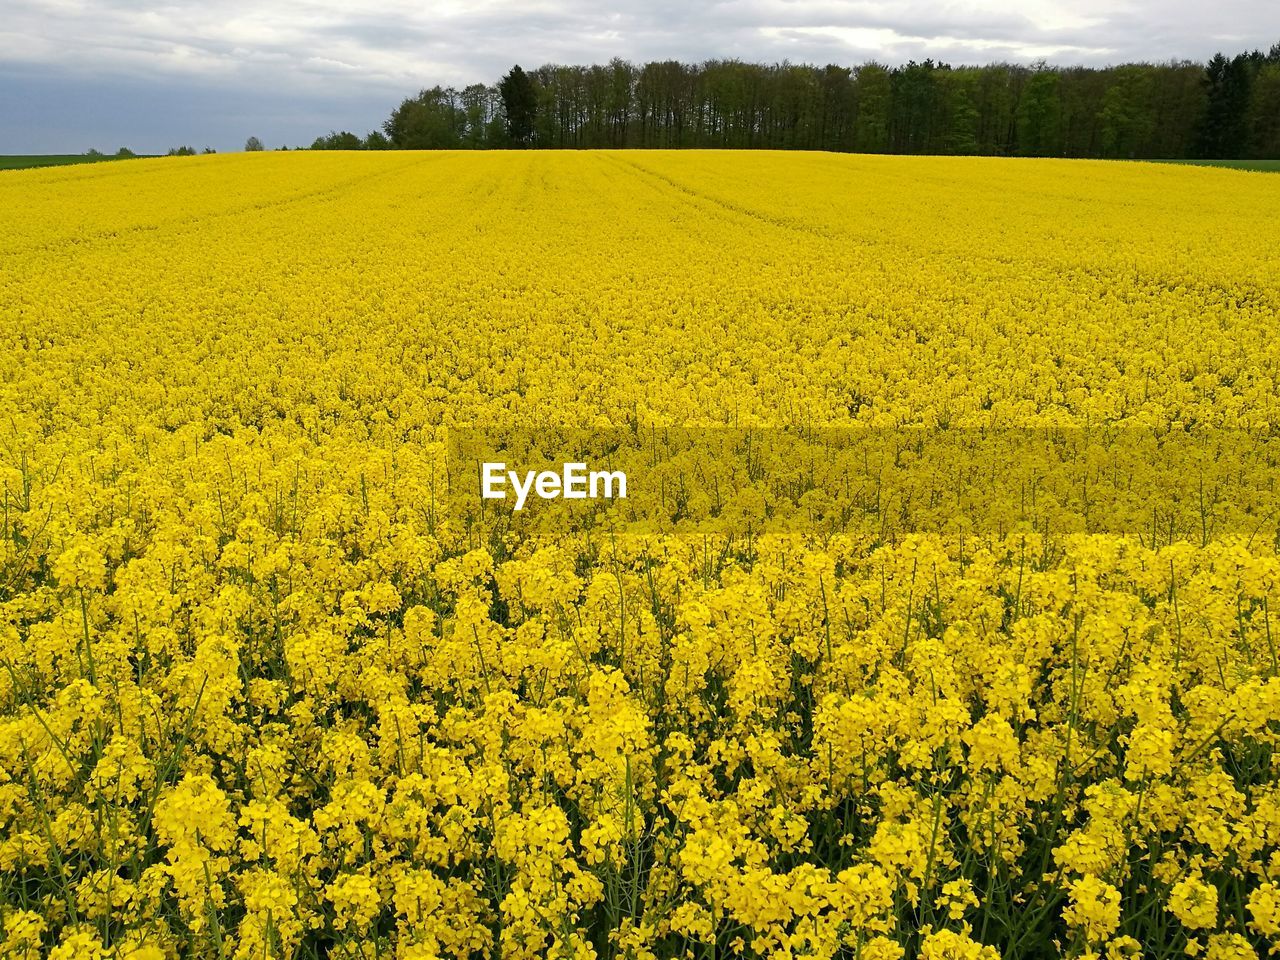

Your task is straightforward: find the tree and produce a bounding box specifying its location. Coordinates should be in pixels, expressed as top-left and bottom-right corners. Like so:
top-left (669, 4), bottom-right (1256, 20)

top-left (891, 60), bottom-right (942, 153)
top-left (1098, 66), bottom-right (1157, 158)
top-left (854, 63), bottom-right (892, 152)
top-left (817, 64), bottom-right (857, 151)
top-left (167, 146), bottom-right (196, 156)
top-left (383, 89), bottom-right (464, 149)
top-left (606, 58), bottom-right (635, 147)
top-left (459, 84), bottom-right (502, 147)
top-left (1016, 67), bottom-right (1061, 155)
top-left (115, 147), bottom-right (136, 158)
top-left (311, 131), bottom-right (364, 150)
top-left (1247, 61), bottom-right (1280, 157)
top-left (244, 136), bottom-right (264, 151)
top-left (322, 44), bottom-right (1280, 159)
top-left (936, 69), bottom-right (979, 154)
top-left (1144, 61), bottom-right (1209, 159)
top-left (499, 65), bottom-right (537, 146)
top-left (970, 64), bottom-right (1025, 155)
top-left (1196, 53), bottom-right (1253, 157)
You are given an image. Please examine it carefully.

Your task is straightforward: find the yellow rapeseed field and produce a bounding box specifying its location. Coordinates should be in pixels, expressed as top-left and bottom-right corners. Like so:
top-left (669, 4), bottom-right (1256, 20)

top-left (2, 151), bottom-right (1280, 960)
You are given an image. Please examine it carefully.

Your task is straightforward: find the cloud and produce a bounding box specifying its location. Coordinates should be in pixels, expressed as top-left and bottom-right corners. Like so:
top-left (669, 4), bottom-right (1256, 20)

top-left (1, 0), bottom-right (1277, 152)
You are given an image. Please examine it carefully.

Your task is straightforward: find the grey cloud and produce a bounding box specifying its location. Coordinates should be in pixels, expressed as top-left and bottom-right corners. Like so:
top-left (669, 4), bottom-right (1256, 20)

top-left (1, 0), bottom-right (1277, 152)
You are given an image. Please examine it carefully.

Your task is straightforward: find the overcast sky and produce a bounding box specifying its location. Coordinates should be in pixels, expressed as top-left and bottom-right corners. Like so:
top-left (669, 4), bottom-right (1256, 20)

top-left (2, 0), bottom-right (1278, 154)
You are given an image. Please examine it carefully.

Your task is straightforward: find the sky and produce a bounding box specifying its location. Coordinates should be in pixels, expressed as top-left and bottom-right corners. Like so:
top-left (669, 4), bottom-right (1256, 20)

top-left (2, 0), bottom-right (1278, 154)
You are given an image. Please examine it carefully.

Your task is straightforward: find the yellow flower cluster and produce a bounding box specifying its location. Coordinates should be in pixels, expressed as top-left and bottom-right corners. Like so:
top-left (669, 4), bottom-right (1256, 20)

top-left (1, 152), bottom-right (1280, 959)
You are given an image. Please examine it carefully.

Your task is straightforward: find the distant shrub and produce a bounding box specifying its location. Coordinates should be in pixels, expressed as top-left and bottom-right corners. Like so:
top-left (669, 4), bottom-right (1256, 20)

top-left (311, 130), bottom-right (364, 150)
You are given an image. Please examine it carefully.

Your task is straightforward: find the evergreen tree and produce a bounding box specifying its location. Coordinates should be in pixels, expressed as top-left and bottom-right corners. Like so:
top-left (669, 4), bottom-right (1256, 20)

top-left (499, 65), bottom-right (537, 146)
top-left (1196, 53), bottom-right (1254, 157)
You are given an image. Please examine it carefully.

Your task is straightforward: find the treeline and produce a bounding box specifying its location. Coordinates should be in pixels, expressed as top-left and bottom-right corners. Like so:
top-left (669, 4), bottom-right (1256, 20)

top-left (312, 46), bottom-right (1280, 159)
